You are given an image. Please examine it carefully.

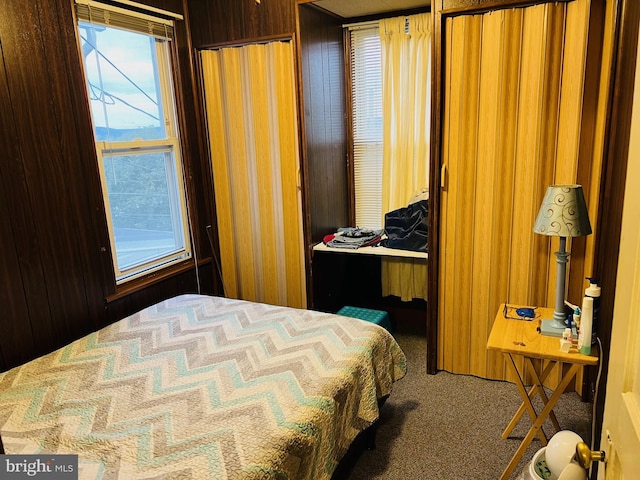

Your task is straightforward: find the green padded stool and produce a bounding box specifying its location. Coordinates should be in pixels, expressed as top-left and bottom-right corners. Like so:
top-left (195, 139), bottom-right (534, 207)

top-left (336, 306), bottom-right (393, 333)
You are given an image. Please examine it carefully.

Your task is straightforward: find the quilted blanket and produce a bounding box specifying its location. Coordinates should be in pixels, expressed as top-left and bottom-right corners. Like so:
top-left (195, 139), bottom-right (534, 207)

top-left (0, 294), bottom-right (406, 479)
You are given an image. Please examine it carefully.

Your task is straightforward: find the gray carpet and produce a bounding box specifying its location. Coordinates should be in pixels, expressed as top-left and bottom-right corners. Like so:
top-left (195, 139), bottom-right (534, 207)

top-left (346, 333), bottom-right (593, 480)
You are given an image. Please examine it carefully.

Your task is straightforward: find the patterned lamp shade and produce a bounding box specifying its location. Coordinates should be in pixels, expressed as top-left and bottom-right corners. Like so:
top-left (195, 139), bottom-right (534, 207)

top-left (533, 185), bottom-right (592, 237)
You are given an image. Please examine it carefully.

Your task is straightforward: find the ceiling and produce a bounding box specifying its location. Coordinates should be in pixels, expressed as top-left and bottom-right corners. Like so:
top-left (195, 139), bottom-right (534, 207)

top-left (311, 0), bottom-right (430, 19)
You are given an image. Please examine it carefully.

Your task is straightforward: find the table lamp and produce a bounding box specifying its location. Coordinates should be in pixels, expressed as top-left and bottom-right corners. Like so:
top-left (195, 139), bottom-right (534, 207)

top-left (533, 185), bottom-right (592, 337)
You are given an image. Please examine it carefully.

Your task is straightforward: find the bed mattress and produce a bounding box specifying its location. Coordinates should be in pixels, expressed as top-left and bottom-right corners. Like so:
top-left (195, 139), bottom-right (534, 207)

top-left (0, 294), bottom-right (406, 479)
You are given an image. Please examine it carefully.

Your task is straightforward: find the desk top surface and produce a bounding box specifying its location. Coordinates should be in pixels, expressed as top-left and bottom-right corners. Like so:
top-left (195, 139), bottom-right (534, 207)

top-left (313, 242), bottom-right (428, 260)
top-left (487, 304), bottom-right (599, 365)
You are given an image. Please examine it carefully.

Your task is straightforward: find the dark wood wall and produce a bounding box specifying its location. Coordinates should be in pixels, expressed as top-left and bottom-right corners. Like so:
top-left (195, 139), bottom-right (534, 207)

top-left (188, 0), bottom-right (297, 47)
top-left (0, 0), bottom-right (215, 372)
top-left (298, 4), bottom-right (349, 245)
top-left (297, 4), bottom-right (350, 305)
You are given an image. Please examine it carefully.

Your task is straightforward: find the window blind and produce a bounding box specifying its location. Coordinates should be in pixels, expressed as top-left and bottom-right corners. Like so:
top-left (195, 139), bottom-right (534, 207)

top-left (349, 24), bottom-right (383, 229)
top-left (75, 0), bottom-right (178, 40)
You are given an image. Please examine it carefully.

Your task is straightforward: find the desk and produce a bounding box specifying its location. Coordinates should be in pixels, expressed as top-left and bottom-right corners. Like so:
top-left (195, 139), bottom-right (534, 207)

top-left (310, 242), bottom-right (427, 335)
top-left (487, 305), bottom-right (598, 480)
top-left (312, 242), bottom-right (428, 260)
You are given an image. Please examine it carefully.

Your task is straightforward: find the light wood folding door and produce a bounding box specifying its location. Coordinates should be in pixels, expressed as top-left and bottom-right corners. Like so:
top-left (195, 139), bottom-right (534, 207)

top-left (438, 0), bottom-right (604, 382)
top-left (201, 42), bottom-right (307, 309)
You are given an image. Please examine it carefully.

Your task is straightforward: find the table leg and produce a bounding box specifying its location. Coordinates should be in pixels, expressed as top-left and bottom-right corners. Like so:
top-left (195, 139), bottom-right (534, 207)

top-left (499, 363), bottom-right (581, 480)
top-left (501, 358), bottom-right (556, 442)
top-left (502, 354), bottom-right (547, 445)
top-left (524, 357), bottom-right (561, 433)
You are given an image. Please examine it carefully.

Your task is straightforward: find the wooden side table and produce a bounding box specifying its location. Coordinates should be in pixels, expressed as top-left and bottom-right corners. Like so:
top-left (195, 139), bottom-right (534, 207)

top-left (487, 304), bottom-right (599, 480)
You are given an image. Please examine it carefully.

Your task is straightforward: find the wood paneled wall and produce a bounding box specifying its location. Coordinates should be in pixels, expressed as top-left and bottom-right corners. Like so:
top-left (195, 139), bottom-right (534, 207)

top-left (0, 0), bottom-right (108, 370)
top-left (296, 3), bottom-right (351, 310)
top-left (188, 0), bottom-right (297, 47)
top-left (0, 0), bottom-right (215, 371)
top-left (297, 5), bottom-right (349, 246)
top-left (297, 5), bottom-right (350, 306)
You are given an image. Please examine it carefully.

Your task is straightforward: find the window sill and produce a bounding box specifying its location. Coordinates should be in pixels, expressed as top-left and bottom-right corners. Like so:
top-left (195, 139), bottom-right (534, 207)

top-left (105, 258), bottom-right (204, 303)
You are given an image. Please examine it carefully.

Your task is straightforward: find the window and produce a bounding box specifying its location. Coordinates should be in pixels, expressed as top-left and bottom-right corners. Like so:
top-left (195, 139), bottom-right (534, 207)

top-left (348, 23), bottom-right (382, 229)
top-left (76, 0), bottom-right (191, 284)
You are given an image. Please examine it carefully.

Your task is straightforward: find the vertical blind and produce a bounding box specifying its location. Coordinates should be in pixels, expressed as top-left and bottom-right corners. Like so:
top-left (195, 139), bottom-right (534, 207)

top-left (349, 24), bottom-right (383, 229)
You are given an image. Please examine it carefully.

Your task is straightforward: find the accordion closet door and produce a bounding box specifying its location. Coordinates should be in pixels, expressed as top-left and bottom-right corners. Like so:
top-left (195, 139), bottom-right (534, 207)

top-left (435, 0), bottom-right (607, 387)
top-left (201, 41), bottom-right (306, 309)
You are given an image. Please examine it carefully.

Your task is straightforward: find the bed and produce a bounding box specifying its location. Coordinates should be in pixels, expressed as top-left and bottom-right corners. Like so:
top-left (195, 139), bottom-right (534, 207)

top-left (0, 294), bottom-right (406, 479)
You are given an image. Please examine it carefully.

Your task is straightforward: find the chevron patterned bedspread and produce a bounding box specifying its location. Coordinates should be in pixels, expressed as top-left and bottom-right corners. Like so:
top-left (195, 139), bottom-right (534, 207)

top-left (0, 294), bottom-right (406, 479)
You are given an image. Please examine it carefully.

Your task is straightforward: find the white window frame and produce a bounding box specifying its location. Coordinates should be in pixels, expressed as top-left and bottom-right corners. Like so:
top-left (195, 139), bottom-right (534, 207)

top-left (76, 0), bottom-right (191, 284)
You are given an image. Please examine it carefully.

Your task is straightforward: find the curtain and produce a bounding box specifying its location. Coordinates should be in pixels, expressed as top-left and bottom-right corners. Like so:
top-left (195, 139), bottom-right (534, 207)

top-left (379, 13), bottom-right (431, 301)
top-left (200, 42), bottom-right (306, 308)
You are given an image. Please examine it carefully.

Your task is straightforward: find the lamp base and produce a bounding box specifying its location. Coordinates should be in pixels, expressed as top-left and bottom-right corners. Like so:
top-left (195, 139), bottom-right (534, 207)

top-left (540, 318), bottom-right (569, 337)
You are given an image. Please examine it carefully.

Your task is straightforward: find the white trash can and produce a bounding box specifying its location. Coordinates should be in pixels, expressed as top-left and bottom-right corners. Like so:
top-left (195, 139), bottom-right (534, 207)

top-left (517, 447), bottom-right (552, 480)
top-left (516, 431), bottom-right (588, 480)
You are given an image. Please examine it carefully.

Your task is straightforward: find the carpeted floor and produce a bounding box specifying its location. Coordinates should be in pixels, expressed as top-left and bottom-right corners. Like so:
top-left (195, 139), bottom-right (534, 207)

top-left (344, 333), bottom-right (593, 480)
